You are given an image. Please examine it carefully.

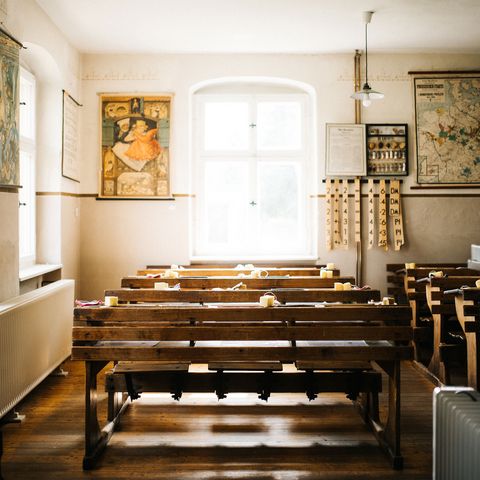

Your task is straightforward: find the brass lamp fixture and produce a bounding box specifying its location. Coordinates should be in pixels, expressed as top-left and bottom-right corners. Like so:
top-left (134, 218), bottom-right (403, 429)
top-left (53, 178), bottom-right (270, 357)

top-left (351, 11), bottom-right (384, 107)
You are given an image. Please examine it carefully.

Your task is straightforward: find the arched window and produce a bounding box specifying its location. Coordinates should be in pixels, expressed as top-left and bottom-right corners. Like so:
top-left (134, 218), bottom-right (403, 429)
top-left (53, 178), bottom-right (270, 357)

top-left (191, 78), bottom-right (317, 260)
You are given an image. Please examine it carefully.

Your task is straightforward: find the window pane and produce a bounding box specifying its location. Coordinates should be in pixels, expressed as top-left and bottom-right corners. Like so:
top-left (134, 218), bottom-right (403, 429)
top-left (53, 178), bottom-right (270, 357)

top-left (257, 101), bottom-right (302, 151)
top-left (257, 163), bottom-right (304, 252)
top-left (19, 150), bottom-right (35, 260)
top-left (204, 161), bottom-right (250, 247)
top-left (204, 102), bottom-right (249, 151)
top-left (19, 71), bottom-right (35, 141)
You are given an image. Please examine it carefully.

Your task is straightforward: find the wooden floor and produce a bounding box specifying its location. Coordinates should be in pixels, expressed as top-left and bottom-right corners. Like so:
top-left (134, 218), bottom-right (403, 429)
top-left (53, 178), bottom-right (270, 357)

top-left (2, 360), bottom-right (434, 480)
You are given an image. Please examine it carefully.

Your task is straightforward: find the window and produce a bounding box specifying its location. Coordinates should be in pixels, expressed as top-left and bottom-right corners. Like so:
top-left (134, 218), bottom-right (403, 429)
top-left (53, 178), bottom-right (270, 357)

top-left (193, 90), bottom-right (315, 259)
top-left (19, 67), bottom-right (36, 267)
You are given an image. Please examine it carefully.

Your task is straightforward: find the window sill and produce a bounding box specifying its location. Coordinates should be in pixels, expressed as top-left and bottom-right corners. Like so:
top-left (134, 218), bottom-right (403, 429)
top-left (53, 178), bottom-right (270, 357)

top-left (19, 264), bottom-right (63, 282)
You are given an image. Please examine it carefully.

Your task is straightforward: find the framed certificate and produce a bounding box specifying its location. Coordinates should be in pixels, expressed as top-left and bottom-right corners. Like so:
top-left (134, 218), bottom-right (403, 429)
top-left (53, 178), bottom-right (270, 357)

top-left (325, 123), bottom-right (366, 177)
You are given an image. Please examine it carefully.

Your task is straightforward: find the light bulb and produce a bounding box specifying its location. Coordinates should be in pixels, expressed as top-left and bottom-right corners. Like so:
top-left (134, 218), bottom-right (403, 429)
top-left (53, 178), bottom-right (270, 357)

top-left (362, 97), bottom-right (372, 107)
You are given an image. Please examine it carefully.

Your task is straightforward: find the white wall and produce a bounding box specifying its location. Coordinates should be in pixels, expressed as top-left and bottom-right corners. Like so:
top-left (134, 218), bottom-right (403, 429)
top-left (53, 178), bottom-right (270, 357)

top-left (0, 0), bottom-right (81, 301)
top-left (79, 52), bottom-right (480, 298)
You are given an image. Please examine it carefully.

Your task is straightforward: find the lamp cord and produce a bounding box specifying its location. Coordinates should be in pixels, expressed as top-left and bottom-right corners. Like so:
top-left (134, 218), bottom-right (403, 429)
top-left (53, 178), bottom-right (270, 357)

top-left (364, 22), bottom-right (368, 85)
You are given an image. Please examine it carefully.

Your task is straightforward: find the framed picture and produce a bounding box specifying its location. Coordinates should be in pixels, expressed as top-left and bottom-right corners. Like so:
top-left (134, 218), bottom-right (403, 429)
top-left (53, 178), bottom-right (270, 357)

top-left (62, 90), bottom-right (81, 182)
top-left (99, 93), bottom-right (172, 198)
top-left (413, 74), bottom-right (480, 185)
top-left (325, 123), bottom-right (366, 177)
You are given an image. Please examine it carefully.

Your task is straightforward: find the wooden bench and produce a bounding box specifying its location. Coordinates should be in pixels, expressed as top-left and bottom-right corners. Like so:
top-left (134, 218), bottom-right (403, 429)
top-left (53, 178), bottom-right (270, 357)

top-left (420, 276), bottom-right (480, 384)
top-left (137, 267), bottom-right (339, 277)
top-left (72, 303), bottom-right (413, 470)
top-left (447, 287), bottom-right (480, 389)
top-left (105, 287), bottom-right (381, 304)
top-left (120, 276), bottom-right (356, 289)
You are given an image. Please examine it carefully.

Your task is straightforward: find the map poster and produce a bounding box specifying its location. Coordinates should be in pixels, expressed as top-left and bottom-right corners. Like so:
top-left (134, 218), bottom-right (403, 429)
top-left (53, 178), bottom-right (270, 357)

top-left (99, 93), bottom-right (172, 198)
top-left (414, 75), bottom-right (480, 184)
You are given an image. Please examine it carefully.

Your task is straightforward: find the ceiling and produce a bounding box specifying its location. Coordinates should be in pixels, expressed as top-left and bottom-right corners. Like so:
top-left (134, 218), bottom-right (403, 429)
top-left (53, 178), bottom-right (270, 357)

top-left (36, 0), bottom-right (480, 54)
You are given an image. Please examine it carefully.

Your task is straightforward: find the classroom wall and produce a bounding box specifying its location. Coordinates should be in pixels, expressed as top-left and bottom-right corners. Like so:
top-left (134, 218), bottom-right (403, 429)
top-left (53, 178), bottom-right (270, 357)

top-left (79, 52), bottom-right (480, 298)
top-left (0, 0), bottom-right (81, 300)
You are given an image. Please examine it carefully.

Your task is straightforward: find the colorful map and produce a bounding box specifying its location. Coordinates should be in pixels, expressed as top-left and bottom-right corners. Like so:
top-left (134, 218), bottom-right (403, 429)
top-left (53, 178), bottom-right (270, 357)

top-left (415, 76), bottom-right (480, 184)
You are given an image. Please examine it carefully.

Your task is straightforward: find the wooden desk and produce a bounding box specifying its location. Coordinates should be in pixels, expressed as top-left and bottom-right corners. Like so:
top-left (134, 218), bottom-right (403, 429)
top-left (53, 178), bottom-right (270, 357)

top-left (448, 287), bottom-right (480, 389)
top-left (422, 276), bottom-right (480, 383)
top-left (137, 267), bottom-right (338, 277)
top-left (105, 287), bottom-right (381, 304)
top-left (73, 303), bottom-right (412, 470)
top-left (121, 276), bottom-right (356, 289)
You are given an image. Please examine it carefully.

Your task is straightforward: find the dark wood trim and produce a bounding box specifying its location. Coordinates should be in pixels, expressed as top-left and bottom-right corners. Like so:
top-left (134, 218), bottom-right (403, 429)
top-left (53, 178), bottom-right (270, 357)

top-left (408, 70), bottom-right (480, 75)
top-left (0, 184), bottom-right (21, 193)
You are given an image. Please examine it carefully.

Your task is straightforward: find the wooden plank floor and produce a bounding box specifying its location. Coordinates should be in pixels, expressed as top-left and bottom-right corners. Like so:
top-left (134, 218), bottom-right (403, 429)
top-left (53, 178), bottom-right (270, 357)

top-left (2, 360), bottom-right (433, 479)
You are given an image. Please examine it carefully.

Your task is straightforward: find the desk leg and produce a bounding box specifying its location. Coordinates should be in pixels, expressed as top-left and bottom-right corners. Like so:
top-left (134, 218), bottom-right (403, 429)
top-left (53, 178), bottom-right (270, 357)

top-left (466, 331), bottom-right (479, 390)
top-left (376, 360), bottom-right (402, 469)
top-left (428, 314), bottom-right (447, 384)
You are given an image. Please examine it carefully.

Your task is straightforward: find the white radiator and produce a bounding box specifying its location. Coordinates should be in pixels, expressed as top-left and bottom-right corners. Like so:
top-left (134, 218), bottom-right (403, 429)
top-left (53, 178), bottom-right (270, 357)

top-left (433, 386), bottom-right (480, 480)
top-left (0, 279), bottom-right (74, 419)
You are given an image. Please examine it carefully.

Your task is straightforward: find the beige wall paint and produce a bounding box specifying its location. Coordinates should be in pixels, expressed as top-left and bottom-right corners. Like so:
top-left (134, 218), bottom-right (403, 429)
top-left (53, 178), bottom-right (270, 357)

top-left (0, 192), bottom-right (19, 301)
top-left (78, 52), bottom-right (480, 298)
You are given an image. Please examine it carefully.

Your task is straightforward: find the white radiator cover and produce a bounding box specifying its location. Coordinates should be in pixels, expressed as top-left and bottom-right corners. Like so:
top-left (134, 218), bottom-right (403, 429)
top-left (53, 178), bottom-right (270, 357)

top-left (0, 280), bottom-right (74, 419)
top-left (433, 386), bottom-right (480, 480)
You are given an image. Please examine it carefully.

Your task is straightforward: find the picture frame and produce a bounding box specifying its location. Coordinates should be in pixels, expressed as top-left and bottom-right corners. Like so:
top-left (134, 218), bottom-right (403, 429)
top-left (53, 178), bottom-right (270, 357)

top-left (99, 93), bottom-right (173, 198)
top-left (325, 123), bottom-right (366, 177)
top-left (62, 90), bottom-right (81, 182)
top-left (413, 73), bottom-right (480, 185)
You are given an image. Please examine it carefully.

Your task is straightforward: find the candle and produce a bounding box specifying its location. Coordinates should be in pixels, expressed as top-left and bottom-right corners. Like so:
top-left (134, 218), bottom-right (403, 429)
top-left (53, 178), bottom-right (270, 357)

top-left (163, 269), bottom-right (179, 279)
top-left (326, 270), bottom-right (333, 278)
top-left (104, 296), bottom-right (118, 307)
top-left (476, 279), bottom-right (480, 288)
top-left (320, 270), bottom-right (328, 279)
top-left (154, 282), bottom-right (169, 290)
top-left (382, 297), bottom-right (395, 305)
top-left (259, 294), bottom-right (276, 307)
top-left (343, 282), bottom-right (352, 291)
top-left (405, 262), bottom-right (416, 269)
top-left (326, 263), bottom-right (335, 270)
top-left (334, 282), bottom-right (344, 291)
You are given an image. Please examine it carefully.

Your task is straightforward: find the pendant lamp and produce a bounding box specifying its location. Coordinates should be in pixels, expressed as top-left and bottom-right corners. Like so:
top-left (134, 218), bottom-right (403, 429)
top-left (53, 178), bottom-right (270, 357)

top-left (351, 11), bottom-right (384, 107)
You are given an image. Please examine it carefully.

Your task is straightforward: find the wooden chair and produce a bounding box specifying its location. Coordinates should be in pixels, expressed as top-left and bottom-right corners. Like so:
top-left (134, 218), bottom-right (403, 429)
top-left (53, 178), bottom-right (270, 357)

top-left (73, 303), bottom-right (413, 470)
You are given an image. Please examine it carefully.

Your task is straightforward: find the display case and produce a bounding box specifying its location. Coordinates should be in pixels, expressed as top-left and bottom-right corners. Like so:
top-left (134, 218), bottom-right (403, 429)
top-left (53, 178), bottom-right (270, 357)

top-left (366, 124), bottom-right (408, 176)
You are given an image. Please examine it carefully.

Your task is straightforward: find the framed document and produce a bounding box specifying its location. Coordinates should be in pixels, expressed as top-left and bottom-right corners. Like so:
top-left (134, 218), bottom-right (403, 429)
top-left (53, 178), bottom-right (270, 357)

top-left (62, 90), bottom-right (81, 182)
top-left (325, 123), bottom-right (366, 177)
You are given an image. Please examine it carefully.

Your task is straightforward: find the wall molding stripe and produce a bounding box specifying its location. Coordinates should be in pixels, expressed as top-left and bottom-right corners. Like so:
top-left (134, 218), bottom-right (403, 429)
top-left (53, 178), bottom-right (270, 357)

top-left (36, 192), bottom-right (195, 198)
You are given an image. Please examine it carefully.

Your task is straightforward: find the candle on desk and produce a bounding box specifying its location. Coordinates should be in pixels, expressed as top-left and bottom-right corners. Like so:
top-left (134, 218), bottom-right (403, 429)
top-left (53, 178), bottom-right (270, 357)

top-left (382, 297), bottom-right (395, 305)
top-left (334, 282), bottom-right (344, 291)
top-left (476, 279), bottom-right (480, 288)
top-left (320, 270), bottom-right (328, 279)
top-left (259, 293), bottom-right (276, 307)
top-left (154, 282), bottom-right (169, 290)
top-left (326, 263), bottom-right (335, 270)
top-left (326, 270), bottom-right (333, 278)
top-left (343, 282), bottom-right (352, 291)
top-left (104, 296), bottom-right (118, 307)
top-left (163, 269), bottom-right (179, 279)
top-left (405, 262), bottom-right (416, 269)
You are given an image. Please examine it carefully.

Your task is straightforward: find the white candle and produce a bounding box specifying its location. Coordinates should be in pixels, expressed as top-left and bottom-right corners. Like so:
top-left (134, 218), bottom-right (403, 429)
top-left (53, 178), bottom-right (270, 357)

top-left (326, 270), bottom-right (333, 278)
top-left (476, 279), bottom-right (480, 288)
top-left (104, 296), bottom-right (118, 307)
top-left (320, 270), bottom-right (328, 279)
top-left (334, 282), bottom-right (344, 291)
top-left (343, 282), bottom-right (352, 291)
top-left (154, 282), bottom-right (169, 290)
top-left (326, 263), bottom-right (335, 270)
top-left (405, 262), bottom-right (416, 269)
top-left (259, 294), bottom-right (275, 307)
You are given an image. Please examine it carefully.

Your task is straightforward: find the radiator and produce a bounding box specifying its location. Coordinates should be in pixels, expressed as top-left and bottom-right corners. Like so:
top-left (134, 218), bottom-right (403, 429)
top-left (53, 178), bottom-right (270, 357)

top-left (433, 386), bottom-right (480, 480)
top-left (0, 279), bottom-right (74, 419)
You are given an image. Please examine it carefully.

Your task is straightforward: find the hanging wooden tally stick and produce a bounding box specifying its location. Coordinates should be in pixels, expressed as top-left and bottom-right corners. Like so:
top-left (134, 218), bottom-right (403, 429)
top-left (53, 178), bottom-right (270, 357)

top-left (354, 177), bottom-right (361, 243)
top-left (325, 178), bottom-right (333, 251)
top-left (390, 179), bottom-right (405, 251)
top-left (333, 178), bottom-right (342, 248)
top-left (367, 178), bottom-right (375, 249)
top-left (378, 179), bottom-right (388, 250)
top-left (341, 179), bottom-right (349, 249)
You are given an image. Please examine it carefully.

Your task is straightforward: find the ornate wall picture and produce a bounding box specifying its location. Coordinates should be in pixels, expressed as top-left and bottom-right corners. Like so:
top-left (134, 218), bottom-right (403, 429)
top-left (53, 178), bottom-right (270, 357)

top-left (0, 29), bottom-right (21, 186)
top-left (414, 74), bottom-right (480, 184)
top-left (100, 93), bottom-right (172, 197)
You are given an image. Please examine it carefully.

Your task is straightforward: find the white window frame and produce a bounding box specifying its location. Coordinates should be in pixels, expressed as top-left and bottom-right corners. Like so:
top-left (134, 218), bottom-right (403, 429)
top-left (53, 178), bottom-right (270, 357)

top-left (191, 90), bottom-right (316, 261)
top-left (19, 67), bottom-right (36, 268)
